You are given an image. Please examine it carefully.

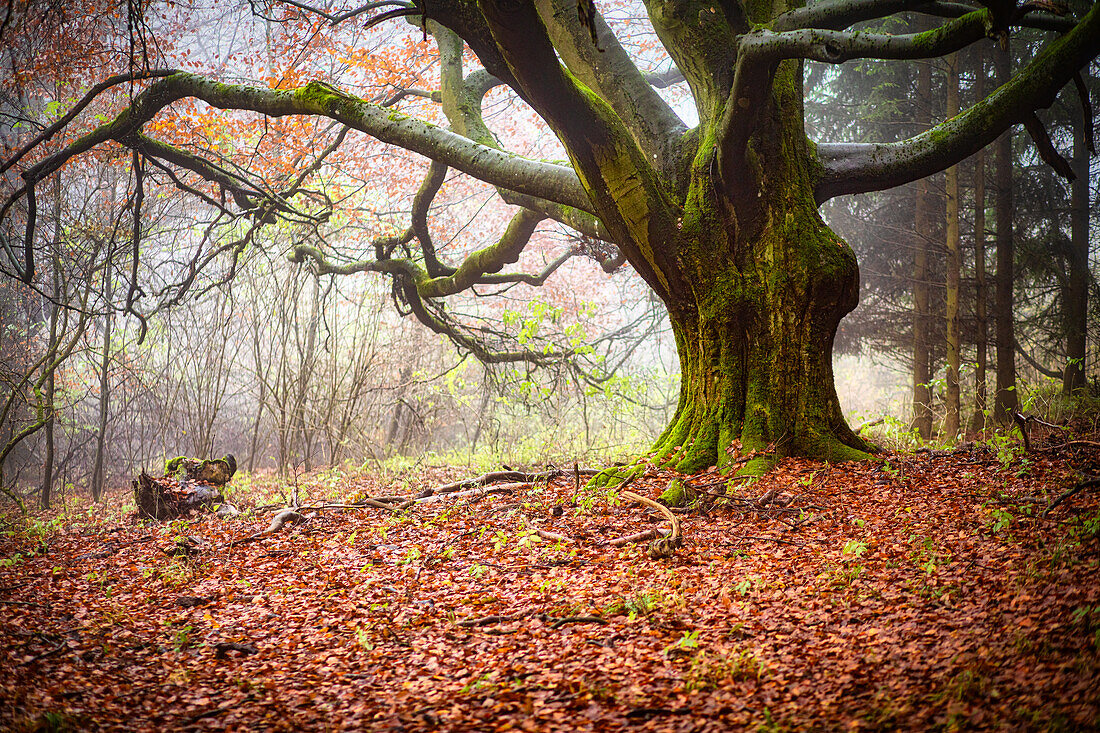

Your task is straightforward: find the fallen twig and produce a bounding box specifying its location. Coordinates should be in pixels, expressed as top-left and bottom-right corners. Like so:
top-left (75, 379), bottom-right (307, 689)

top-left (609, 527), bottom-right (670, 547)
top-left (550, 616), bottom-right (608, 630)
top-left (22, 642), bottom-right (64, 664)
top-left (1040, 439), bottom-right (1100, 452)
top-left (425, 468), bottom-right (601, 497)
top-left (415, 483), bottom-right (527, 505)
top-left (724, 535), bottom-right (806, 547)
top-left (1042, 476), bottom-right (1100, 516)
top-left (756, 487), bottom-right (779, 508)
top-left (456, 614), bottom-right (526, 627)
top-left (213, 641), bottom-right (259, 659)
top-left (230, 508), bottom-right (310, 546)
top-left (534, 528), bottom-right (570, 543)
top-left (299, 499), bottom-right (409, 514)
top-left (186, 702), bottom-right (236, 724)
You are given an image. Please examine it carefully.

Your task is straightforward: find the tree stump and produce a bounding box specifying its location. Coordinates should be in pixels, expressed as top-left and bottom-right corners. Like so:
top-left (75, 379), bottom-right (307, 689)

top-left (134, 454), bottom-right (237, 520)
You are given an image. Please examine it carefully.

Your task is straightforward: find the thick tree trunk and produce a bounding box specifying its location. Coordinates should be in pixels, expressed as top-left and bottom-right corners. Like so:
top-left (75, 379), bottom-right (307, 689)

top-left (654, 250), bottom-right (869, 472)
top-left (644, 63), bottom-right (872, 473)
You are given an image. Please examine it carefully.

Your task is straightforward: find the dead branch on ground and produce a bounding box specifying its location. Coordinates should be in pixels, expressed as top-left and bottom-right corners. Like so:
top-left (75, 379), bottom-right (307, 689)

top-left (423, 468), bottom-right (601, 498)
top-left (1042, 476), bottom-right (1100, 516)
top-left (414, 483), bottom-right (527, 505)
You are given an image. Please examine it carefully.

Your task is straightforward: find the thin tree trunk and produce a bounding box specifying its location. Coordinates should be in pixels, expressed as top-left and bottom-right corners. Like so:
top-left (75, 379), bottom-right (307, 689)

top-left (40, 279), bottom-right (60, 510)
top-left (469, 384), bottom-right (491, 453)
top-left (1062, 111), bottom-right (1090, 394)
top-left (386, 365), bottom-right (413, 450)
top-left (91, 270), bottom-right (113, 502)
top-left (248, 378), bottom-right (266, 473)
top-left (969, 135), bottom-right (988, 430)
top-left (944, 52), bottom-right (961, 439)
top-left (913, 52), bottom-right (934, 440)
top-left (295, 274), bottom-right (322, 471)
top-left (41, 184), bottom-right (63, 510)
top-left (993, 45), bottom-right (1018, 423)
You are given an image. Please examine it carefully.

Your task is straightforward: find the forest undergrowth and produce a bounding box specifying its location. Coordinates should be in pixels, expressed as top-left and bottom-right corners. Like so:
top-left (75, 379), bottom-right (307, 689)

top-left (1, 432), bottom-right (1099, 731)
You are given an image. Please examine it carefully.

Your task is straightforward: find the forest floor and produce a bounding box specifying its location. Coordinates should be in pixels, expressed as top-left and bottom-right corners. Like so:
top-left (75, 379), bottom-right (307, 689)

top-left (1, 436), bottom-right (1099, 732)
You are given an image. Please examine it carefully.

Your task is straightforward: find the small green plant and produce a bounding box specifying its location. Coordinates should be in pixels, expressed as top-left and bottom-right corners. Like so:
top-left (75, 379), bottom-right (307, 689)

top-left (354, 625), bottom-right (374, 650)
top-left (1076, 508), bottom-right (1100, 545)
top-left (734, 576), bottom-right (762, 596)
top-left (830, 563), bottom-right (865, 587)
top-left (935, 665), bottom-right (990, 704)
top-left (663, 629), bottom-right (701, 657)
top-left (459, 674), bottom-right (493, 695)
top-left (172, 625), bottom-right (194, 651)
top-left (1071, 605), bottom-right (1100, 648)
top-left (755, 706), bottom-right (783, 732)
top-left (842, 539), bottom-right (868, 557)
top-left (988, 432), bottom-right (1025, 469)
top-left (514, 528), bottom-right (541, 550)
top-left (28, 710), bottom-right (78, 732)
top-left (0, 552), bottom-right (24, 568)
top-left (159, 561), bottom-right (196, 590)
top-left (988, 506), bottom-right (1014, 534)
top-left (684, 648), bottom-right (768, 690)
top-left (468, 563), bottom-right (489, 579)
top-left (620, 590), bottom-right (662, 619)
top-left (909, 534), bottom-right (953, 573)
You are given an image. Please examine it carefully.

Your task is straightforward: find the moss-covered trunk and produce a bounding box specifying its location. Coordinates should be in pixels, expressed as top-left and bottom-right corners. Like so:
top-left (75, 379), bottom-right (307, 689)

top-left (652, 212), bottom-right (871, 472)
top-left (645, 60), bottom-right (872, 473)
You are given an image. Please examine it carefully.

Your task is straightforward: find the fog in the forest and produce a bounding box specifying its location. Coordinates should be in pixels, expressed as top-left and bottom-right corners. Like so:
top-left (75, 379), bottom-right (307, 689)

top-left (1, 1), bottom-right (1097, 508)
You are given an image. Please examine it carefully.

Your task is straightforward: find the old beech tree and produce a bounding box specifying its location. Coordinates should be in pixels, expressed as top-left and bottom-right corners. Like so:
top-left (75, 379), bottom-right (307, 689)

top-left (5, 0), bottom-right (1100, 472)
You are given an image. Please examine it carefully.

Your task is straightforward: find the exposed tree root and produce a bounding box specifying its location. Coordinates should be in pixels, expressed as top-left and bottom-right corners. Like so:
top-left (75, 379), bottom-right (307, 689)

top-left (609, 527), bottom-right (670, 547)
top-left (621, 490), bottom-right (682, 559)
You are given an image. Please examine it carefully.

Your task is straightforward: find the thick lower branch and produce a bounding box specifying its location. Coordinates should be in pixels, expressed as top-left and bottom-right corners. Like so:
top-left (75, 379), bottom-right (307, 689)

top-left (17, 73), bottom-right (595, 216)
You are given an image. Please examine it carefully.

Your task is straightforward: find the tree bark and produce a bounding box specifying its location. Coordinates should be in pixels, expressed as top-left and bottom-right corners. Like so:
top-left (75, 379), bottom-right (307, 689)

top-left (1062, 111), bottom-right (1089, 394)
top-left (944, 53), bottom-right (961, 439)
top-left (913, 50), bottom-right (935, 440)
top-left (993, 45), bottom-right (1019, 423)
top-left (642, 63), bottom-right (872, 473)
top-left (40, 273), bottom-right (60, 510)
top-left (91, 268), bottom-right (113, 502)
top-left (40, 184), bottom-right (62, 511)
top-left (969, 47), bottom-right (988, 434)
